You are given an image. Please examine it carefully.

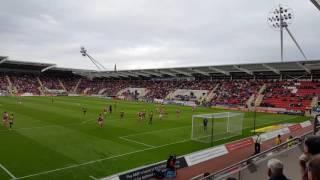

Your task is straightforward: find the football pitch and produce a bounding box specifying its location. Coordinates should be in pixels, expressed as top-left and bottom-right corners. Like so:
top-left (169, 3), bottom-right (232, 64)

top-left (0, 96), bottom-right (308, 179)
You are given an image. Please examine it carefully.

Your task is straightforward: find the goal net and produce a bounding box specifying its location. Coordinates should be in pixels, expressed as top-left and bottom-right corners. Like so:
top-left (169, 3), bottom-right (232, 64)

top-left (191, 112), bottom-right (244, 143)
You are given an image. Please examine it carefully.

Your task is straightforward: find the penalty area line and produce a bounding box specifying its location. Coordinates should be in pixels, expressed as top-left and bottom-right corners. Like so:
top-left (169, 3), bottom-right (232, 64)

top-left (0, 163), bottom-right (17, 179)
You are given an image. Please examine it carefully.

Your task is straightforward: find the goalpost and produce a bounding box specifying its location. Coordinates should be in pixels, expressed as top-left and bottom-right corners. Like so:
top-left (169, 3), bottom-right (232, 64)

top-left (191, 112), bottom-right (244, 144)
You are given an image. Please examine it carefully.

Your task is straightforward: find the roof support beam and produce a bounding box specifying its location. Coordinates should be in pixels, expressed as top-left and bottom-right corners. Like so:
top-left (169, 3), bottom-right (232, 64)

top-left (170, 69), bottom-right (192, 76)
top-left (117, 71), bottom-right (139, 78)
top-left (130, 71), bottom-right (151, 77)
top-left (296, 62), bottom-right (311, 74)
top-left (100, 72), bottom-right (123, 78)
top-left (233, 65), bottom-right (253, 75)
top-left (311, 0), bottom-right (320, 11)
top-left (262, 64), bottom-right (280, 74)
top-left (190, 68), bottom-right (210, 76)
top-left (158, 70), bottom-right (176, 77)
top-left (208, 67), bottom-right (230, 76)
top-left (41, 64), bottom-right (57, 73)
top-left (143, 71), bottom-right (163, 77)
top-left (110, 73), bottom-right (126, 78)
top-left (0, 56), bottom-right (8, 65)
top-left (96, 73), bottom-right (108, 78)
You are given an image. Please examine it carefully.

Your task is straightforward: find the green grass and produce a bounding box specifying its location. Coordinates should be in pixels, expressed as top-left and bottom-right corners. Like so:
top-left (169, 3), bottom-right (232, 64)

top-left (0, 96), bottom-right (309, 179)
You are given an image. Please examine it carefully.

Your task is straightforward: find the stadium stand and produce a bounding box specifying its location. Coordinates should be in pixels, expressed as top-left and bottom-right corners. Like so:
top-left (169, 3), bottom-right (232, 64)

top-left (1, 58), bottom-right (320, 114)
top-left (9, 72), bottom-right (40, 95)
top-left (261, 80), bottom-right (319, 111)
top-left (211, 80), bottom-right (263, 106)
top-left (145, 80), bottom-right (175, 99)
top-left (0, 74), bottom-right (8, 91)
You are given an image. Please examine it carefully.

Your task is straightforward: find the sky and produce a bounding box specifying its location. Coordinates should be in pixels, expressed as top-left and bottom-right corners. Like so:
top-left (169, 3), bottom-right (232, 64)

top-left (0, 0), bottom-right (319, 70)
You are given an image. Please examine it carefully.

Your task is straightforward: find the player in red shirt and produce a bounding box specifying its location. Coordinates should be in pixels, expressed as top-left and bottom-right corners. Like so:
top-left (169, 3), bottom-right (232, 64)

top-left (192, 105), bottom-right (196, 112)
top-left (2, 112), bottom-right (9, 127)
top-left (97, 114), bottom-right (104, 128)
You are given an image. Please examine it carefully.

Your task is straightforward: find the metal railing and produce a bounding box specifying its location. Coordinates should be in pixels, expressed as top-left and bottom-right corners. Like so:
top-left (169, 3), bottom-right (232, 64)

top-left (192, 130), bottom-right (314, 180)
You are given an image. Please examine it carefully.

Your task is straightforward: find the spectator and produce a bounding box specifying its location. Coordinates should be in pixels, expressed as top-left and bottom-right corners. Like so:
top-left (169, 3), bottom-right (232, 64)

top-left (203, 172), bottom-right (211, 180)
top-left (166, 155), bottom-right (177, 178)
top-left (226, 178), bottom-right (237, 180)
top-left (254, 133), bottom-right (262, 154)
top-left (300, 136), bottom-right (320, 180)
top-left (308, 155), bottom-right (320, 180)
top-left (275, 134), bottom-right (282, 146)
top-left (267, 158), bottom-right (289, 180)
top-left (314, 114), bottom-right (320, 135)
top-left (286, 135), bottom-right (293, 148)
top-left (299, 153), bottom-right (310, 180)
top-left (304, 136), bottom-right (320, 156)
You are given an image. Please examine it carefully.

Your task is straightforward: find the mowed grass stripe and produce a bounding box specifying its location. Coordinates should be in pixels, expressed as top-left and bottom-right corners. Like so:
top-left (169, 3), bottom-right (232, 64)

top-left (0, 130), bottom-right (77, 177)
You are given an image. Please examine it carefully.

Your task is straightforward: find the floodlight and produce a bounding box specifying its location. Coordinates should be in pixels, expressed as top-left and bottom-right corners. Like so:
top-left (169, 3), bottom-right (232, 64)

top-left (79, 46), bottom-right (106, 71)
top-left (267, 4), bottom-right (307, 62)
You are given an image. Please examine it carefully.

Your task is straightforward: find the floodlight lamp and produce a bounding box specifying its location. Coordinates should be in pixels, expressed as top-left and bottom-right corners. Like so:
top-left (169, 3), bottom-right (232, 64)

top-left (267, 4), bottom-right (294, 31)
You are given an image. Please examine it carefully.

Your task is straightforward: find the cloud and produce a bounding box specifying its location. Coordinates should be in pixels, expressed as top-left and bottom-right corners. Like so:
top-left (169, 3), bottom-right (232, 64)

top-left (0, 0), bottom-right (319, 70)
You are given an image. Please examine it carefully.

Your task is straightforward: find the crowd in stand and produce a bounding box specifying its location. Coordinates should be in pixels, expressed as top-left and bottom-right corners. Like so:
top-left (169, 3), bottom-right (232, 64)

top-left (40, 75), bottom-right (63, 90)
top-left (76, 79), bottom-right (216, 99)
top-left (174, 94), bottom-right (197, 101)
top-left (121, 89), bottom-right (140, 100)
top-left (0, 74), bottom-right (7, 91)
top-left (261, 80), bottom-right (320, 111)
top-left (63, 76), bottom-right (79, 92)
top-left (1, 72), bottom-right (319, 112)
top-left (10, 73), bottom-right (40, 95)
top-left (211, 80), bottom-right (263, 106)
top-left (145, 80), bottom-right (177, 99)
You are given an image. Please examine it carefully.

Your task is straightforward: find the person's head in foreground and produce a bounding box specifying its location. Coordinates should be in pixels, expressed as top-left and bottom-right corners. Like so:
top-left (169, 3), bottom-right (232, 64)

top-left (304, 136), bottom-right (320, 156)
top-left (226, 177), bottom-right (237, 180)
top-left (308, 155), bottom-right (320, 180)
top-left (299, 153), bottom-right (310, 179)
top-left (267, 158), bottom-right (288, 180)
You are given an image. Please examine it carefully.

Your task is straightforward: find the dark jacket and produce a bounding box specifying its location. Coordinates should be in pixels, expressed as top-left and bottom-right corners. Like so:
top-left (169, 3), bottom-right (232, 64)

top-left (269, 174), bottom-right (288, 180)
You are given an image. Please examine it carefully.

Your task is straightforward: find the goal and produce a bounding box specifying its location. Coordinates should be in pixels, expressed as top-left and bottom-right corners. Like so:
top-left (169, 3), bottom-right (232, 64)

top-left (191, 112), bottom-right (244, 143)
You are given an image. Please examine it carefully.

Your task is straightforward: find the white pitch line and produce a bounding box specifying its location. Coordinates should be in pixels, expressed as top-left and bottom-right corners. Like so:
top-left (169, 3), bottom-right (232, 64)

top-left (121, 125), bottom-right (191, 138)
top-left (89, 175), bottom-right (98, 180)
top-left (15, 139), bottom-right (190, 179)
top-left (119, 137), bottom-right (155, 148)
top-left (0, 163), bottom-right (16, 179)
top-left (81, 119), bottom-right (92, 124)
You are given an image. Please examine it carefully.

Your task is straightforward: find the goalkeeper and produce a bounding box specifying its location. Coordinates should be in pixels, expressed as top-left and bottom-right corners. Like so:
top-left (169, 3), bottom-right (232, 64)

top-left (203, 117), bottom-right (208, 132)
